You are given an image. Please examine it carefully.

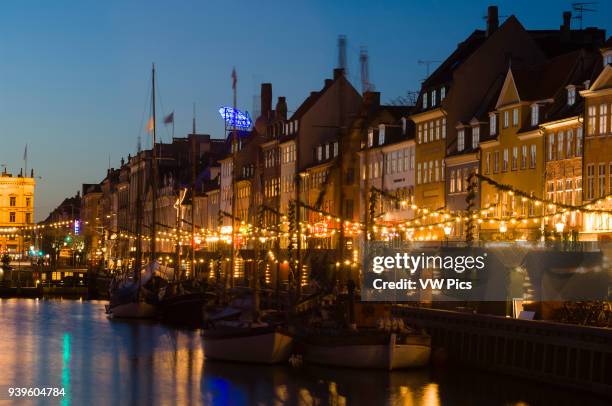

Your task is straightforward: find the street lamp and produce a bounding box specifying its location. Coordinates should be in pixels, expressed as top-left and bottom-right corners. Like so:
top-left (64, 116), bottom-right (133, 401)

top-left (555, 221), bottom-right (565, 234)
top-left (499, 222), bottom-right (507, 234)
top-left (443, 224), bottom-right (452, 246)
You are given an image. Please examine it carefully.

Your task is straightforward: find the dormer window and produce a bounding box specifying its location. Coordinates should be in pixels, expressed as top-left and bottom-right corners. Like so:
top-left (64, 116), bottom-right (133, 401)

top-left (457, 129), bottom-right (465, 152)
top-left (401, 117), bottom-right (407, 135)
top-left (367, 128), bottom-right (374, 147)
top-left (431, 90), bottom-right (437, 106)
top-left (531, 104), bottom-right (539, 126)
top-left (472, 126), bottom-right (480, 149)
top-left (440, 86), bottom-right (446, 100)
top-left (317, 145), bottom-right (323, 161)
top-left (603, 51), bottom-right (612, 66)
top-left (423, 92), bottom-right (428, 109)
top-left (489, 113), bottom-right (497, 135)
top-left (567, 86), bottom-right (576, 106)
top-left (378, 124), bottom-right (386, 145)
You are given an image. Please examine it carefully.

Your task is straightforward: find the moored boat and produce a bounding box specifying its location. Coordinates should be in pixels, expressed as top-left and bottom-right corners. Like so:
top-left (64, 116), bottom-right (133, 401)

top-left (203, 324), bottom-right (293, 364)
top-left (300, 330), bottom-right (431, 370)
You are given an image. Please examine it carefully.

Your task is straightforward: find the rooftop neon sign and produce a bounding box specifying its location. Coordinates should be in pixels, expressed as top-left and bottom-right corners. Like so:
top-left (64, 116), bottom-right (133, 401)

top-left (218, 107), bottom-right (252, 129)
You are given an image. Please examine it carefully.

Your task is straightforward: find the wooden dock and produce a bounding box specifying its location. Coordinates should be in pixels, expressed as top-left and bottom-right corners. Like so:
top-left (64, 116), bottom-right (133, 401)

top-left (394, 306), bottom-right (612, 397)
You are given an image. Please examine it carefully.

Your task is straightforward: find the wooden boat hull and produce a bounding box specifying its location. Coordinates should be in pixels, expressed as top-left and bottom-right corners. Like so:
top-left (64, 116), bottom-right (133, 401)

top-left (203, 328), bottom-right (293, 364)
top-left (107, 302), bottom-right (157, 319)
top-left (302, 333), bottom-right (430, 370)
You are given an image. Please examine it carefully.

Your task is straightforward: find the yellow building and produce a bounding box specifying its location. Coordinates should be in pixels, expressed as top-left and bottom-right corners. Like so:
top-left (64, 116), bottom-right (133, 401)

top-left (0, 170), bottom-right (35, 257)
top-left (580, 56), bottom-right (612, 239)
top-left (479, 66), bottom-right (545, 241)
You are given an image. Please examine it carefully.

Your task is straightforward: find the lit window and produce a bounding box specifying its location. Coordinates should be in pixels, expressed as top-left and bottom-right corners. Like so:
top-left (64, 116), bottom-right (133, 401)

top-left (9, 212), bottom-right (15, 222)
top-left (485, 152), bottom-right (490, 174)
top-left (587, 164), bottom-right (595, 199)
top-left (502, 149), bottom-right (508, 172)
top-left (567, 87), bottom-right (576, 106)
top-left (588, 106), bottom-right (597, 135)
top-left (457, 129), bottom-right (465, 151)
top-left (600, 104), bottom-right (608, 135)
top-left (521, 145), bottom-right (527, 169)
top-left (367, 128), bottom-right (374, 147)
top-left (333, 142), bottom-right (338, 157)
top-left (566, 129), bottom-right (573, 158)
top-left (423, 92), bottom-right (428, 109)
top-left (317, 145), bottom-right (322, 161)
top-left (378, 124), bottom-right (386, 145)
top-left (557, 131), bottom-right (564, 160)
top-left (440, 87), bottom-right (446, 100)
top-left (450, 170), bottom-right (455, 193)
top-left (576, 128), bottom-right (583, 156)
top-left (423, 122), bottom-right (428, 143)
top-left (512, 108), bottom-right (519, 127)
top-left (599, 163), bottom-right (606, 198)
top-left (531, 105), bottom-right (539, 126)
top-left (503, 110), bottom-right (509, 128)
top-left (548, 134), bottom-right (555, 161)
top-left (441, 118), bottom-right (446, 139)
top-left (431, 90), bottom-right (437, 106)
top-left (417, 125), bottom-right (422, 144)
top-left (512, 146), bottom-right (518, 170)
top-left (472, 127), bottom-right (480, 149)
top-left (489, 113), bottom-right (497, 135)
top-left (417, 163), bottom-right (422, 184)
top-left (530, 145), bottom-right (536, 168)
top-left (493, 151), bottom-right (499, 173)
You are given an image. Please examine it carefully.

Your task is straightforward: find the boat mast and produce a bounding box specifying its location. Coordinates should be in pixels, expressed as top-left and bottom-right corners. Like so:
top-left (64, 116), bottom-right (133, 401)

top-left (191, 103), bottom-right (197, 279)
top-left (230, 68), bottom-right (237, 288)
top-left (150, 63), bottom-right (158, 263)
top-left (135, 138), bottom-right (143, 284)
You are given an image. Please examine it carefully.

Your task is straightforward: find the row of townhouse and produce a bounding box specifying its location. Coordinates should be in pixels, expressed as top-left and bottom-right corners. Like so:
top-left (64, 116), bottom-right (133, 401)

top-left (67, 5), bottom-right (611, 279)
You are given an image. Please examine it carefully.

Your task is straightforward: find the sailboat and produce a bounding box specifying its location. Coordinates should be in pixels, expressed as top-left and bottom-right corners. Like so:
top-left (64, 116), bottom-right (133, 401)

top-left (106, 64), bottom-right (162, 319)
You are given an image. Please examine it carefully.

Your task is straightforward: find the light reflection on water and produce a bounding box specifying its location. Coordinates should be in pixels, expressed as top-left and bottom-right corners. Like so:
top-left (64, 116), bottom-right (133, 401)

top-left (0, 299), bottom-right (607, 406)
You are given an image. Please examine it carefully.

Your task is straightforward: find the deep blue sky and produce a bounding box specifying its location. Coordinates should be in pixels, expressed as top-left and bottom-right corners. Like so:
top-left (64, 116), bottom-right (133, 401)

top-left (0, 1), bottom-right (609, 221)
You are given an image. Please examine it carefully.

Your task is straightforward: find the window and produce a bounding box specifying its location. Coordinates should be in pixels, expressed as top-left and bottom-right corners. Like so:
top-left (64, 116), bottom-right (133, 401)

top-left (456, 169), bottom-right (462, 192)
top-left (588, 106), bottom-right (597, 135)
top-left (606, 54), bottom-right (612, 65)
top-left (576, 128), bottom-right (583, 156)
top-left (567, 87), bottom-right (576, 105)
top-left (530, 145), bottom-right (536, 168)
top-left (435, 120), bottom-right (441, 140)
top-left (434, 160), bottom-right (440, 181)
top-left (586, 164), bottom-right (595, 200)
top-left (9, 212), bottom-right (15, 222)
top-left (367, 128), bottom-right (374, 147)
top-left (600, 104), bottom-right (608, 135)
top-left (441, 160), bottom-right (445, 179)
top-left (441, 87), bottom-right (446, 100)
top-left (317, 145), bottom-right (322, 161)
top-left (9, 197), bottom-right (16, 207)
top-left (557, 131), bottom-right (564, 160)
top-left (441, 118), bottom-right (446, 139)
top-left (485, 152), bottom-right (490, 174)
top-left (450, 170), bottom-right (455, 193)
top-left (599, 163), bottom-right (606, 197)
top-left (472, 127), bottom-right (480, 149)
top-left (417, 125), bottom-right (422, 144)
top-left (521, 145), bottom-right (527, 169)
top-left (423, 122), bottom-right (428, 143)
top-left (423, 92), bottom-right (428, 109)
top-left (503, 110), bottom-right (509, 128)
top-left (378, 124), bottom-right (386, 144)
top-left (417, 163), bottom-right (422, 184)
top-left (333, 142), bottom-right (339, 157)
top-left (26, 197), bottom-right (30, 207)
top-left (512, 108), bottom-right (519, 127)
top-left (493, 151), bottom-right (499, 173)
top-left (457, 129), bottom-right (465, 151)
top-left (548, 134), bottom-right (554, 160)
top-left (502, 149), bottom-right (508, 172)
top-left (490, 113), bottom-right (497, 135)
top-left (410, 149), bottom-right (415, 169)
top-left (428, 160), bottom-right (433, 182)
top-left (512, 147), bottom-right (518, 170)
top-left (431, 90), bottom-right (437, 106)
top-left (531, 105), bottom-right (539, 126)
top-left (566, 129), bottom-right (573, 158)
top-left (423, 162), bottom-right (428, 183)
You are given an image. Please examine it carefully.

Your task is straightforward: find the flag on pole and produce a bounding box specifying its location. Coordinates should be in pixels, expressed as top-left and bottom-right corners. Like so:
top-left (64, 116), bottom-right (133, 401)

top-left (163, 112), bottom-right (174, 124)
top-left (146, 117), bottom-right (154, 133)
top-left (231, 67), bottom-right (237, 90)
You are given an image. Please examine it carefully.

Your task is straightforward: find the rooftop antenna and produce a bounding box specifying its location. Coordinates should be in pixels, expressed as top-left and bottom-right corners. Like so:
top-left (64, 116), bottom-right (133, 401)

top-left (572, 2), bottom-right (598, 29)
top-left (359, 46), bottom-right (374, 94)
top-left (418, 60), bottom-right (441, 80)
top-left (338, 35), bottom-right (347, 73)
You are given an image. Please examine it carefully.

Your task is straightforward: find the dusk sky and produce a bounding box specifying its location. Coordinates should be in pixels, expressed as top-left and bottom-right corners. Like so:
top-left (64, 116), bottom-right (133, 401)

top-left (1, 0), bottom-right (610, 221)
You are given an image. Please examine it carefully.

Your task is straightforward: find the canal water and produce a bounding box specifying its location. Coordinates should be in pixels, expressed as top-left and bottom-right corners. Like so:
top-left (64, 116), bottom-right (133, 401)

top-left (0, 298), bottom-right (606, 406)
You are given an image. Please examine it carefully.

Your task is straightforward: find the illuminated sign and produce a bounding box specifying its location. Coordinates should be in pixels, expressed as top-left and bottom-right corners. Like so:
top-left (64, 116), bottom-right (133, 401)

top-left (74, 220), bottom-right (80, 235)
top-left (218, 107), bottom-right (252, 129)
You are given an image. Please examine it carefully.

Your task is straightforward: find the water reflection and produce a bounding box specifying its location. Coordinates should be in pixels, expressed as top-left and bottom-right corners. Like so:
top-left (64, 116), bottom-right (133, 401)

top-left (0, 299), bottom-right (607, 406)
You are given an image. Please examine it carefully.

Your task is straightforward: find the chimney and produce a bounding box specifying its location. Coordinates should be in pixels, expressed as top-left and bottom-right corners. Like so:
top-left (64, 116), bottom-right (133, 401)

top-left (275, 97), bottom-right (287, 120)
top-left (333, 68), bottom-right (345, 79)
top-left (364, 91), bottom-right (380, 109)
top-left (561, 11), bottom-right (571, 42)
top-left (486, 5), bottom-right (499, 37)
top-left (260, 83), bottom-right (272, 118)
